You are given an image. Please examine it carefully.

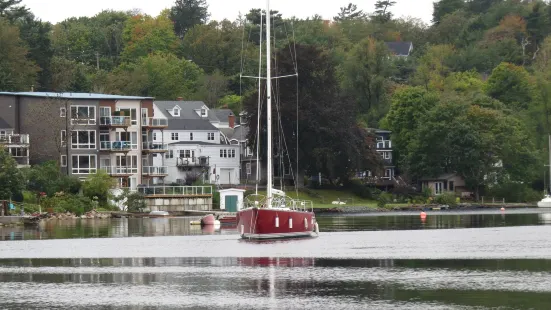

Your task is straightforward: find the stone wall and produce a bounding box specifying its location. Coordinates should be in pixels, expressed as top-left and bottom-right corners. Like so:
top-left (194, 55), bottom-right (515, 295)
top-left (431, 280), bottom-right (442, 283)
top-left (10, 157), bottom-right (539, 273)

top-left (145, 197), bottom-right (213, 212)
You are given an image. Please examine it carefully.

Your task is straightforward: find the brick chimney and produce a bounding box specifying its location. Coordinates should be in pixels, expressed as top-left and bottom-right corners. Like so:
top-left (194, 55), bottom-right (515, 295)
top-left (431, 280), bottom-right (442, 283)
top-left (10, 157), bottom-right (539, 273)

top-left (177, 97), bottom-right (183, 101)
top-left (228, 114), bottom-right (235, 128)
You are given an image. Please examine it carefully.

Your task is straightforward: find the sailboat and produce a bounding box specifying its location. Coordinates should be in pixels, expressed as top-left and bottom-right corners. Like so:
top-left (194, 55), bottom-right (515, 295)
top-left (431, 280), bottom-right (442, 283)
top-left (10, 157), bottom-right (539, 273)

top-left (538, 134), bottom-right (551, 207)
top-left (236, 0), bottom-right (319, 239)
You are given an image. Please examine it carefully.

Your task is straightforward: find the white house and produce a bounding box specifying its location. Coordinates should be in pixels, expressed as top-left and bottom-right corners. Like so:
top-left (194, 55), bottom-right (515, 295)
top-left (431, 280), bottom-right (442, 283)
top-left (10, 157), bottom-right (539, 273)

top-left (152, 100), bottom-right (241, 185)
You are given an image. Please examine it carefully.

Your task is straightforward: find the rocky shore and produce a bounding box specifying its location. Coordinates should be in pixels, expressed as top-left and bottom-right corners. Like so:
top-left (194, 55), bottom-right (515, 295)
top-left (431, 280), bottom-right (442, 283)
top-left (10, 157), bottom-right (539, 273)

top-left (313, 203), bottom-right (537, 213)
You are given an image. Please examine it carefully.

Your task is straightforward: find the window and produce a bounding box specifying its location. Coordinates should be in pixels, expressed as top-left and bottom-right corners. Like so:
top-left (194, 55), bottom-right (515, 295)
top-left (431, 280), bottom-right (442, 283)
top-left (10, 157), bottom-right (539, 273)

top-left (220, 149), bottom-right (223, 158)
top-left (61, 155), bottom-right (67, 167)
top-left (71, 130), bottom-right (96, 149)
top-left (71, 155), bottom-right (97, 174)
top-left (201, 108), bottom-right (207, 117)
top-left (449, 181), bottom-right (454, 191)
top-left (246, 163), bottom-right (251, 175)
top-left (116, 155), bottom-right (138, 173)
top-left (220, 149), bottom-right (236, 158)
top-left (166, 150), bottom-right (174, 159)
top-left (153, 132), bottom-right (157, 141)
top-left (173, 107), bottom-right (180, 117)
top-left (61, 130), bottom-right (67, 147)
top-left (189, 133), bottom-right (193, 141)
top-left (385, 169), bottom-right (392, 178)
top-left (117, 108), bottom-right (137, 125)
top-left (70, 106), bottom-right (96, 125)
top-left (231, 149), bottom-right (235, 158)
top-left (208, 133), bottom-right (214, 141)
top-left (181, 150), bottom-right (194, 158)
top-left (171, 133), bottom-right (179, 141)
top-left (384, 152), bottom-right (391, 160)
top-left (60, 107), bottom-right (66, 117)
top-left (434, 182), bottom-right (444, 195)
top-left (10, 147), bottom-right (28, 157)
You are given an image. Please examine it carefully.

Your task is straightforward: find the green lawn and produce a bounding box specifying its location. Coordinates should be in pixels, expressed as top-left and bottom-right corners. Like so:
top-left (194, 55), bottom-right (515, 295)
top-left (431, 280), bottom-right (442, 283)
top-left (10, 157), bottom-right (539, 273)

top-left (249, 188), bottom-right (379, 208)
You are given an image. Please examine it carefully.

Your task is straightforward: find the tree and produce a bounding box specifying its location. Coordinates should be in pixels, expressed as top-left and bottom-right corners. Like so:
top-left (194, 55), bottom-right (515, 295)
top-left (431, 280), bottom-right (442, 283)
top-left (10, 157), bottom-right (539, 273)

top-left (82, 171), bottom-right (115, 207)
top-left (413, 44), bottom-right (455, 91)
top-left (432, 0), bottom-right (465, 24)
top-left (382, 86), bottom-right (439, 169)
top-left (334, 3), bottom-right (366, 21)
top-left (0, 17), bottom-right (38, 91)
top-left (16, 15), bottom-right (53, 90)
top-left (170, 0), bottom-right (209, 39)
top-left (406, 96), bottom-right (537, 199)
top-left (373, 1), bottom-right (396, 23)
top-left (196, 70), bottom-right (228, 108)
top-left (107, 52), bottom-right (203, 99)
top-left (485, 62), bottom-right (536, 110)
top-left (121, 10), bottom-right (181, 61)
top-left (0, 146), bottom-right (25, 201)
top-left (341, 37), bottom-right (393, 126)
top-left (0, 0), bottom-right (28, 21)
top-left (26, 161), bottom-right (81, 197)
top-left (243, 44), bottom-right (381, 184)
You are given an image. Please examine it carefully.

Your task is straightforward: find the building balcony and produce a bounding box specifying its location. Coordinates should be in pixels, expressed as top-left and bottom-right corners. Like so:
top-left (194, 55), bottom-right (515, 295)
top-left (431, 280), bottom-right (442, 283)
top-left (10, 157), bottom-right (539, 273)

top-left (142, 142), bottom-right (168, 153)
top-left (176, 156), bottom-right (209, 168)
top-left (99, 116), bottom-right (131, 128)
top-left (100, 141), bottom-right (132, 152)
top-left (0, 134), bottom-right (29, 145)
top-left (142, 166), bottom-right (168, 177)
top-left (137, 185), bottom-right (213, 197)
top-left (141, 117), bottom-right (168, 129)
top-left (376, 140), bottom-right (392, 150)
top-left (100, 166), bottom-right (137, 176)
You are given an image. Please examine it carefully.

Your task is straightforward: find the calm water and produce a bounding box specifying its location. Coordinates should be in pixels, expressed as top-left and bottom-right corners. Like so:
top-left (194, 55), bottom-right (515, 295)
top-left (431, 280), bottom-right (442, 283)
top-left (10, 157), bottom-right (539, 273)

top-left (1, 209), bottom-right (551, 309)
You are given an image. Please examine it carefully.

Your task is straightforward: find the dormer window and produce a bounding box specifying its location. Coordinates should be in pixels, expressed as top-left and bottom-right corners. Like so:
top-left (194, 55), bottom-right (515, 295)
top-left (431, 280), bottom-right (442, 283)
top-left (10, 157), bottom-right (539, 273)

top-left (201, 108), bottom-right (207, 117)
top-left (173, 106), bottom-right (181, 117)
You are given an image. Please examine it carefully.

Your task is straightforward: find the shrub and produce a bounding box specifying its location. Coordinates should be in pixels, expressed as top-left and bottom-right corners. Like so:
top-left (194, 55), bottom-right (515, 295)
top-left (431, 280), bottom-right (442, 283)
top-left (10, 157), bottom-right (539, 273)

top-left (126, 192), bottom-right (147, 212)
top-left (377, 192), bottom-right (393, 208)
top-left (41, 194), bottom-right (93, 216)
top-left (434, 192), bottom-right (457, 206)
top-left (486, 182), bottom-right (541, 203)
top-left (82, 171), bottom-right (115, 207)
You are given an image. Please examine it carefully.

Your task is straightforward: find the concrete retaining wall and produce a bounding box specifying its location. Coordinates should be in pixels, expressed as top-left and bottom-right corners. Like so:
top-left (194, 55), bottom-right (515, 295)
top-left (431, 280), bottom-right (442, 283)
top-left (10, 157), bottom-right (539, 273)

top-left (0, 216), bottom-right (24, 225)
top-left (145, 197), bottom-right (213, 212)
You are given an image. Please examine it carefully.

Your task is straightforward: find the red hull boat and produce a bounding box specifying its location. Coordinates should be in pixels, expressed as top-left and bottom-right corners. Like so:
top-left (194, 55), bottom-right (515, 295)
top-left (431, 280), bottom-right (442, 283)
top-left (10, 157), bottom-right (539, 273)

top-left (237, 199), bottom-right (318, 239)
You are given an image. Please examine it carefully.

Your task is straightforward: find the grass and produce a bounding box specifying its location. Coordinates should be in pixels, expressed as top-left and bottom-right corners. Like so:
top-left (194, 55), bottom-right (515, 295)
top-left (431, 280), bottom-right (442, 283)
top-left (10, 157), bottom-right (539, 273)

top-left (249, 188), bottom-right (379, 209)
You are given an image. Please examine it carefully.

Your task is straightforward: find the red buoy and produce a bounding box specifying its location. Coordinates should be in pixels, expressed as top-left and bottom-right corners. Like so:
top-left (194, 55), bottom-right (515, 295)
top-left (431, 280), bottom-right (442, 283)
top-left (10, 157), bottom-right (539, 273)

top-left (420, 211), bottom-right (427, 219)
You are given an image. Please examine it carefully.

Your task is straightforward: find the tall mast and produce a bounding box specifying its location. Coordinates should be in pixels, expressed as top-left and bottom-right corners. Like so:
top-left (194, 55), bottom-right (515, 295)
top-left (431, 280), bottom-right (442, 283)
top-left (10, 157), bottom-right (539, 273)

top-left (548, 134), bottom-right (551, 195)
top-left (266, 0), bottom-right (273, 207)
top-left (255, 10), bottom-right (263, 195)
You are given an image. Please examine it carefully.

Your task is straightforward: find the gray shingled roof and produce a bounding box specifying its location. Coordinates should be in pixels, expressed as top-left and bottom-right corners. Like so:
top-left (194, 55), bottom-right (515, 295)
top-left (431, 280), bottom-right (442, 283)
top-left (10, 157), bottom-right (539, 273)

top-left (0, 117), bottom-right (11, 129)
top-left (211, 109), bottom-right (233, 124)
top-left (385, 42), bottom-right (413, 56)
top-left (229, 125), bottom-right (249, 141)
top-left (167, 119), bottom-right (218, 131)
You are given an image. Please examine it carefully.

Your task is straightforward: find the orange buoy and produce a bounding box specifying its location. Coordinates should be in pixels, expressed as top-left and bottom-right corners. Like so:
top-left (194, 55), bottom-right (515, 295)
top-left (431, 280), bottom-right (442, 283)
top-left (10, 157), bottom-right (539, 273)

top-left (500, 207), bottom-right (505, 212)
top-left (420, 211), bottom-right (427, 219)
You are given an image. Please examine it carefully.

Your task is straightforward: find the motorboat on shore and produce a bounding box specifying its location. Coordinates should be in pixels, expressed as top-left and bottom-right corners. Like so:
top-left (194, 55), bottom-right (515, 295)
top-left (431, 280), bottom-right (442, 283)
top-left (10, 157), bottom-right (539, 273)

top-left (538, 195), bottom-right (551, 208)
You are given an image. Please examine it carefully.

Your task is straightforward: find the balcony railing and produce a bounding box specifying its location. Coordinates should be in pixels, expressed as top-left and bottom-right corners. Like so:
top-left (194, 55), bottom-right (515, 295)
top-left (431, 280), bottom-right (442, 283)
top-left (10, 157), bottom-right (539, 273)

top-left (100, 141), bottom-right (132, 151)
top-left (137, 186), bottom-right (213, 196)
top-left (141, 117), bottom-right (168, 127)
top-left (376, 140), bottom-right (392, 150)
top-left (142, 142), bottom-right (168, 152)
top-left (99, 116), bottom-right (131, 127)
top-left (0, 134), bottom-right (30, 145)
top-left (100, 166), bottom-right (138, 175)
top-left (176, 156), bottom-right (209, 167)
top-left (142, 166), bottom-right (168, 176)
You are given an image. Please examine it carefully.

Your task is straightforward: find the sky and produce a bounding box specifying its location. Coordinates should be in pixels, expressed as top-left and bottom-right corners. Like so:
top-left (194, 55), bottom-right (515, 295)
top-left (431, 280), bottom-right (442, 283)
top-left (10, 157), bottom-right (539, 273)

top-left (21, 0), bottom-right (434, 25)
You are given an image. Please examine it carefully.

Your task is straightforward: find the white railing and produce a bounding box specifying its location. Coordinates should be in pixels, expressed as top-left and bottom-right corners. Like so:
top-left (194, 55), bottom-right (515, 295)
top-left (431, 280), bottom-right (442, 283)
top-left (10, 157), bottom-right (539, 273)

top-left (142, 166), bottom-right (168, 175)
top-left (142, 142), bottom-right (168, 151)
top-left (137, 186), bottom-right (213, 196)
top-left (142, 118), bottom-right (168, 127)
top-left (0, 134), bottom-right (30, 144)
top-left (100, 141), bottom-right (132, 151)
top-left (100, 116), bottom-right (131, 127)
top-left (100, 166), bottom-right (138, 175)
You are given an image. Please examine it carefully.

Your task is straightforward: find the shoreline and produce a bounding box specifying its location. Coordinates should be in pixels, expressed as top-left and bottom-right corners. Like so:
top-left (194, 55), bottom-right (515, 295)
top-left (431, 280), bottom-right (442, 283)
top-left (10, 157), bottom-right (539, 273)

top-left (313, 203), bottom-right (538, 214)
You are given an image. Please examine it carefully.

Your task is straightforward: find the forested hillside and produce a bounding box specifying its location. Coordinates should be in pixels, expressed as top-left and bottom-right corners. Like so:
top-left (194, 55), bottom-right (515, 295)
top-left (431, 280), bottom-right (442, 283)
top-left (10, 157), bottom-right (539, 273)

top-left (1, 0), bottom-right (550, 199)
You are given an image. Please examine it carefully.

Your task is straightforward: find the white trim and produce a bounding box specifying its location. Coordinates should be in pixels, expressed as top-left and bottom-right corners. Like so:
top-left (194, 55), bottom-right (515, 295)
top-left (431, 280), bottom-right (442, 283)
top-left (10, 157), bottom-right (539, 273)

top-left (241, 231), bottom-right (315, 239)
top-left (71, 154), bottom-right (97, 174)
top-left (60, 130), bottom-right (67, 147)
top-left (60, 155), bottom-right (67, 167)
top-left (71, 130), bottom-right (96, 149)
top-left (70, 105), bottom-right (96, 125)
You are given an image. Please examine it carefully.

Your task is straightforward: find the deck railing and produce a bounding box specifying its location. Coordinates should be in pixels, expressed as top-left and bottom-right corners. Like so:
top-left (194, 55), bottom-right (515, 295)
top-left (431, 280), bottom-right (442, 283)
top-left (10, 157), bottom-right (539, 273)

top-left (142, 166), bottom-right (168, 175)
top-left (100, 116), bottom-right (131, 127)
top-left (100, 141), bottom-right (132, 151)
top-left (141, 118), bottom-right (168, 127)
top-left (100, 166), bottom-right (138, 175)
top-left (137, 186), bottom-right (213, 196)
top-left (0, 134), bottom-right (30, 144)
top-left (142, 142), bottom-right (168, 151)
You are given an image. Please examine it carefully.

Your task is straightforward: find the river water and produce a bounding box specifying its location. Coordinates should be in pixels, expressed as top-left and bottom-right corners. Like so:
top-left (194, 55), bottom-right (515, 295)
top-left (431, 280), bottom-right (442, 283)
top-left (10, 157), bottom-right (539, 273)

top-left (1, 209), bottom-right (551, 309)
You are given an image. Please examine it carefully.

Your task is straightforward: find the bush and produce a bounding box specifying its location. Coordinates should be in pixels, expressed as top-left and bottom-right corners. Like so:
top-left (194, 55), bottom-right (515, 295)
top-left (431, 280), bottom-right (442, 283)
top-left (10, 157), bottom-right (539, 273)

top-left (434, 192), bottom-right (457, 206)
top-left (82, 171), bottom-right (115, 207)
top-left (41, 194), bottom-right (93, 216)
top-left (377, 192), bottom-right (393, 208)
top-left (486, 182), bottom-right (541, 203)
top-left (126, 192), bottom-right (147, 212)
top-left (348, 180), bottom-right (378, 199)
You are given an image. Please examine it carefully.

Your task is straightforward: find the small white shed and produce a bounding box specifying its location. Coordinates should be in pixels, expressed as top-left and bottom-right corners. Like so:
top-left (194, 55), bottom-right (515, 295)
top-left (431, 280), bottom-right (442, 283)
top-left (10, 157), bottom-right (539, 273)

top-left (219, 188), bottom-right (246, 212)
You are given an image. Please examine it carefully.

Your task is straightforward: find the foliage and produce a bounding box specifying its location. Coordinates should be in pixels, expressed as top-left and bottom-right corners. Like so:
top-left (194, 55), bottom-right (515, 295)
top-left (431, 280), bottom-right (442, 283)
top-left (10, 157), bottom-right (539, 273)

top-left (170, 0), bottom-right (209, 39)
top-left (26, 161), bottom-right (81, 197)
top-left (434, 192), bottom-right (457, 206)
top-left (81, 171), bottom-right (115, 206)
top-left (0, 147), bottom-right (25, 200)
top-left (41, 193), bottom-right (93, 216)
top-left (432, 0), bottom-right (465, 24)
top-left (485, 182), bottom-right (542, 203)
top-left (0, 17), bottom-right (38, 91)
top-left (485, 62), bottom-right (536, 110)
top-left (377, 192), bottom-right (392, 208)
top-left (334, 3), bottom-right (366, 21)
